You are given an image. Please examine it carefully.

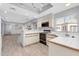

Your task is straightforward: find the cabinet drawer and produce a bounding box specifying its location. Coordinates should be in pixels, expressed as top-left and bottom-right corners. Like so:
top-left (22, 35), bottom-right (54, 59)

top-left (25, 34), bottom-right (39, 37)
top-left (24, 37), bottom-right (39, 46)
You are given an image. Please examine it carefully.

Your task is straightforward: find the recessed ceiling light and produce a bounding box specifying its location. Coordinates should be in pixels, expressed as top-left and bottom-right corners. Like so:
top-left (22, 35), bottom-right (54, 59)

top-left (4, 11), bottom-right (7, 13)
top-left (33, 16), bottom-right (37, 18)
top-left (65, 3), bottom-right (71, 7)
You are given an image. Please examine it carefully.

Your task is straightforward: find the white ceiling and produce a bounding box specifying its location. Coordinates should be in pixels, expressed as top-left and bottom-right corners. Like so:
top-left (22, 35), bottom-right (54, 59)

top-left (38, 3), bottom-right (79, 18)
top-left (0, 3), bottom-right (39, 23)
top-left (11, 3), bottom-right (53, 13)
top-left (0, 3), bottom-right (79, 23)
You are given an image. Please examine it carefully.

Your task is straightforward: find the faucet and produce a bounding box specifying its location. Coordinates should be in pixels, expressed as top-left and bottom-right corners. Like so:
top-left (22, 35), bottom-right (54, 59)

top-left (65, 33), bottom-right (75, 38)
top-left (65, 33), bottom-right (70, 37)
top-left (72, 36), bottom-right (75, 38)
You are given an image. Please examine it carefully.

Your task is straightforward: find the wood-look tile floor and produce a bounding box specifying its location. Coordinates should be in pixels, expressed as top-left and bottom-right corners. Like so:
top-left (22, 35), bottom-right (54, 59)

top-left (2, 35), bottom-right (48, 56)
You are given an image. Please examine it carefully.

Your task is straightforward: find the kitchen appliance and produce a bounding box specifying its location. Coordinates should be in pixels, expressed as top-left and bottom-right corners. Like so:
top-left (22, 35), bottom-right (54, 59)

top-left (40, 29), bottom-right (50, 45)
top-left (42, 22), bottom-right (49, 27)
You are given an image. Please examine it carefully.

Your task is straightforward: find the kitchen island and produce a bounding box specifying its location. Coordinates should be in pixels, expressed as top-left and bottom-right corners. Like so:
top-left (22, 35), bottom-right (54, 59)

top-left (19, 30), bottom-right (43, 47)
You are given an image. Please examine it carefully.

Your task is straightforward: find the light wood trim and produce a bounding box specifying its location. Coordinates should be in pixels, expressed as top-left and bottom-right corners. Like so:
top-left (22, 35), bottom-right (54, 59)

top-left (25, 35), bottom-right (39, 37)
top-left (48, 40), bottom-right (79, 52)
top-left (25, 33), bottom-right (39, 35)
top-left (47, 34), bottom-right (58, 39)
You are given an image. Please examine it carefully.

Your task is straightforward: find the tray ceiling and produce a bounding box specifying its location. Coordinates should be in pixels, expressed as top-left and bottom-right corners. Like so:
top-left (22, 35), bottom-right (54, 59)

top-left (11, 3), bottom-right (53, 13)
top-left (0, 3), bottom-right (79, 23)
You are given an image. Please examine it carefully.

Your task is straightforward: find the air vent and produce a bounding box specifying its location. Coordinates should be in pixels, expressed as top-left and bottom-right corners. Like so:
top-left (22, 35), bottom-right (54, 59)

top-left (10, 7), bottom-right (16, 11)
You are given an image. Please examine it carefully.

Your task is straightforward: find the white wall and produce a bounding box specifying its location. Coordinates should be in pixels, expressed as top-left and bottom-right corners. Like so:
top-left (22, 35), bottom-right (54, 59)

top-left (54, 6), bottom-right (79, 18)
top-left (0, 16), bottom-right (2, 56)
top-left (1, 20), bottom-right (5, 37)
top-left (4, 22), bottom-right (23, 35)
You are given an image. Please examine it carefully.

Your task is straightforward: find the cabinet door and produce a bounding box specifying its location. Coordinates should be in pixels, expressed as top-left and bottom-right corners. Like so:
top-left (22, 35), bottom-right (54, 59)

top-left (23, 34), bottom-right (39, 46)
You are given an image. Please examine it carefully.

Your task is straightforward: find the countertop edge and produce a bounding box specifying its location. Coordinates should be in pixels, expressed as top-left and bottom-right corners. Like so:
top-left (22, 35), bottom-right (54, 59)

top-left (47, 39), bottom-right (79, 51)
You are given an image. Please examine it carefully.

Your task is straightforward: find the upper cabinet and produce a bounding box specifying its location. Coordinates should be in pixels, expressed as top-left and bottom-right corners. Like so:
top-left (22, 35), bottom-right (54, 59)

top-left (24, 20), bottom-right (37, 30)
top-left (37, 14), bottom-right (54, 29)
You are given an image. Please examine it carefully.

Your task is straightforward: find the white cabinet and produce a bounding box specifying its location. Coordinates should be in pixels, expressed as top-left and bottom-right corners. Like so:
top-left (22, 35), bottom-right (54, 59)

top-left (22, 33), bottom-right (39, 47)
top-left (37, 14), bottom-right (53, 28)
top-left (48, 41), bottom-right (79, 56)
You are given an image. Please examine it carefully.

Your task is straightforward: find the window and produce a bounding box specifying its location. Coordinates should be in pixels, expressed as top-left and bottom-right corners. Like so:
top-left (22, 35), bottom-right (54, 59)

top-left (55, 14), bottom-right (78, 32)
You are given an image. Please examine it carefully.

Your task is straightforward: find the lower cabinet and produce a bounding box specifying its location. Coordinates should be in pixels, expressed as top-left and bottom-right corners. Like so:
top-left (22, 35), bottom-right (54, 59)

top-left (48, 41), bottom-right (79, 56)
top-left (22, 33), bottom-right (39, 47)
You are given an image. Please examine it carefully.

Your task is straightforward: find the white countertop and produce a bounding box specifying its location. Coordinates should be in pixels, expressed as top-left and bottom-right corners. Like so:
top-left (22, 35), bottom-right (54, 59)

top-left (48, 36), bottom-right (79, 50)
top-left (23, 30), bottom-right (43, 34)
